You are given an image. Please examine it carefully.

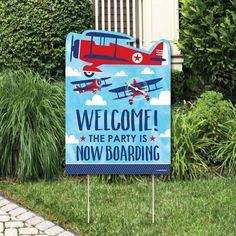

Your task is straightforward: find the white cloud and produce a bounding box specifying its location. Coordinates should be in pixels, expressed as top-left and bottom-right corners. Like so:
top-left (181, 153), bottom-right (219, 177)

top-left (85, 95), bottom-right (107, 106)
top-left (141, 67), bottom-right (154, 74)
top-left (115, 70), bottom-right (128, 77)
top-left (66, 67), bottom-right (81, 77)
top-left (66, 134), bottom-right (79, 144)
top-left (150, 91), bottom-right (170, 105)
top-left (160, 129), bottom-right (171, 138)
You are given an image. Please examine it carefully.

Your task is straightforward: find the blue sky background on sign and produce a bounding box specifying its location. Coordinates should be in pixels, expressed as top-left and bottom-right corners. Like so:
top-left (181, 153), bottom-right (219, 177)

top-left (65, 30), bottom-right (171, 174)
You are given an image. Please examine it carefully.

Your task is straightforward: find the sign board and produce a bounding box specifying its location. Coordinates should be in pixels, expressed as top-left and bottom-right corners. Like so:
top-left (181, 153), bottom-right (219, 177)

top-left (66, 30), bottom-right (171, 174)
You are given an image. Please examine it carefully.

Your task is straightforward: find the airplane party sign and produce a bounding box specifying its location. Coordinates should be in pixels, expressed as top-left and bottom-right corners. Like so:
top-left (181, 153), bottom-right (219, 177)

top-left (66, 30), bottom-right (171, 174)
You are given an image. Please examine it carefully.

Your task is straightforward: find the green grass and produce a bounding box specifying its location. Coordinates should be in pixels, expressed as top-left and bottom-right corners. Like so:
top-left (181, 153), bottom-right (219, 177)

top-left (1, 177), bottom-right (236, 236)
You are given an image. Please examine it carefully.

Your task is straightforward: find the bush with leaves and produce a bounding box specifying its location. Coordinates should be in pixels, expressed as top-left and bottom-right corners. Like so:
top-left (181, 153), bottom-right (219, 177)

top-left (188, 91), bottom-right (235, 166)
top-left (0, 0), bottom-right (93, 79)
top-left (171, 70), bottom-right (185, 104)
top-left (179, 0), bottom-right (236, 93)
top-left (0, 70), bottom-right (64, 180)
top-left (212, 110), bottom-right (236, 175)
top-left (171, 108), bottom-right (209, 180)
top-left (190, 91), bottom-right (233, 139)
top-left (171, 91), bottom-right (236, 179)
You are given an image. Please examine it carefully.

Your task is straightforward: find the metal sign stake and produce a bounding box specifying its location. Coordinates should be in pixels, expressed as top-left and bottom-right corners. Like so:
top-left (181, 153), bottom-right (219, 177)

top-left (87, 175), bottom-right (90, 223)
top-left (152, 174), bottom-right (155, 224)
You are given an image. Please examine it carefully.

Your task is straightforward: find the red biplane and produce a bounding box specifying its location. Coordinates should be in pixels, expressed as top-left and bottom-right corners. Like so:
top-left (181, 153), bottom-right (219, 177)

top-left (109, 78), bottom-right (162, 105)
top-left (70, 31), bottom-right (167, 77)
top-left (71, 77), bottom-right (111, 94)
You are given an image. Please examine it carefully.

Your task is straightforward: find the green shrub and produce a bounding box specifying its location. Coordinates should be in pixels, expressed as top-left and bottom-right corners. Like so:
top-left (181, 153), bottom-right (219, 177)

top-left (184, 91), bottom-right (235, 166)
top-left (190, 91), bottom-right (233, 140)
top-left (0, 70), bottom-right (64, 180)
top-left (171, 70), bottom-right (206, 104)
top-left (171, 91), bottom-right (236, 179)
top-left (171, 108), bottom-right (209, 179)
top-left (0, 0), bottom-right (93, 79)
top-left (171, 70), bottom-right (185, 104)
top-left (179, 0), bottom-right (236, 90)
top-left (210, 104), bottom-right (236, 175)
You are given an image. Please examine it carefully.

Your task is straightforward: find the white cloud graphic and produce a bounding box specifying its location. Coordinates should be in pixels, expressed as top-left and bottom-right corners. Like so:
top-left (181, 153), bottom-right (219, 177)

top-left (115, 70), bottom-right (128, 77)
top-left (85, 95), bottom-right (107, 106)
top-left (66, 67), bottom-right (81, 77)
top-left (160, 129), bottom-right (171, 138)
top-left (141, 67), bottom-right (154, 74)
top-left (66, 134), bottom-right (79, 144)
top-left (150, 91), bottom-right (170, 105)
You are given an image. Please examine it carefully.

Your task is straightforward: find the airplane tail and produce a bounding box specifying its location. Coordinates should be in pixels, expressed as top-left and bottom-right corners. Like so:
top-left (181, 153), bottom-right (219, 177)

top-left (150, 42), bottom-right (168, 66)
top-left (75, 86), bottom-right (82, 94)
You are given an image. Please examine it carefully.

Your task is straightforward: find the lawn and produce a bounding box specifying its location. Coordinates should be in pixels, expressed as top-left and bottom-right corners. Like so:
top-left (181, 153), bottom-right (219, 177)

top-left (0, 176), bottom-right (236, 236)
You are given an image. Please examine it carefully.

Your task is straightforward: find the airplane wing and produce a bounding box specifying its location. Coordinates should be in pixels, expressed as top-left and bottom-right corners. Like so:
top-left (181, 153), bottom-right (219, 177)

top-left (109, 78), bottom-right (162, 92)
top-left (85, 31), bottom-right (133, 41)
top-left (140, 78), bottom-right (163, 93)
top-left (71, 77), bottom-right (111, 85)
top-left (71, 79), bottom-right (94, 85)
top-left (109, 85), bottom-right (130, 93)
top-left (101, 83), bottom-right (112, 88)
top-left (109, 85), bottom-right (132, 100)
top-left (138, 78), bottom-right (162, 87)
top-left (101, 77), bottom-right (112, 88)
top-left (101, 77), bottom-right (111, 81)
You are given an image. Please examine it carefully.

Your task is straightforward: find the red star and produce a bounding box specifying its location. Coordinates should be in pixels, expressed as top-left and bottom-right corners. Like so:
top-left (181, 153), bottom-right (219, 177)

top-left (134, 54), bottom-right (141, 62)
top-left (150, 136), bottom-right (156, 141)
top-left (80, 136), bottom-right (86, 141)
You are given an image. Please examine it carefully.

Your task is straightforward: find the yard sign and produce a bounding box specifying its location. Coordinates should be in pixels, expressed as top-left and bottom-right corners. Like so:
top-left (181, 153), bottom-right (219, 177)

top-left (66, 30), bottom-right (171, 174)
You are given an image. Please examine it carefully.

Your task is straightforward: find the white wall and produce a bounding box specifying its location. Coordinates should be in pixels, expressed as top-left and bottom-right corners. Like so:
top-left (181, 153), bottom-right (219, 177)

top-left (142, 0), bottom-right (183, 71)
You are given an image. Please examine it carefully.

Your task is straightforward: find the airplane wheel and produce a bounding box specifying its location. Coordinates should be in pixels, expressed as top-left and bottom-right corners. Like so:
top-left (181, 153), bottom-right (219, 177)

top-left (146, 97), bottom-right (150, 101)
top-left (84, 71), bottom-right (94, 77)
top-left (129, 102), bottom-right (133, 105)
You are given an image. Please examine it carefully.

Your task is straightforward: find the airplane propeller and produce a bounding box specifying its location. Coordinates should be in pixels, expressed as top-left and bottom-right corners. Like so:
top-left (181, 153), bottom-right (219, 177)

top-left (70, 35), bottom-right (80, 62)
top-left (126, 83), bottom-right (148, 96)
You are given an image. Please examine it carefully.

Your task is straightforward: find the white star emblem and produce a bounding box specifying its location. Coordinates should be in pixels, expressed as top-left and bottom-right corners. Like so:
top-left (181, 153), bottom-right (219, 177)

top-left (132, 52), bottom-right (143, 64)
